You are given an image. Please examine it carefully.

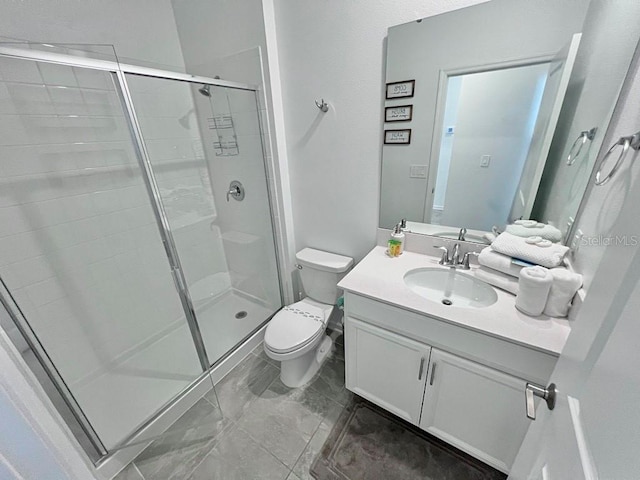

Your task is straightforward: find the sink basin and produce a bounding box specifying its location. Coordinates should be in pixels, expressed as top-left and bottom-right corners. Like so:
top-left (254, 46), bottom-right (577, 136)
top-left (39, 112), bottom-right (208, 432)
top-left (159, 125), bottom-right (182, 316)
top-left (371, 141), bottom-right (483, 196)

top-left (404, 267), bottom-right (498, 308)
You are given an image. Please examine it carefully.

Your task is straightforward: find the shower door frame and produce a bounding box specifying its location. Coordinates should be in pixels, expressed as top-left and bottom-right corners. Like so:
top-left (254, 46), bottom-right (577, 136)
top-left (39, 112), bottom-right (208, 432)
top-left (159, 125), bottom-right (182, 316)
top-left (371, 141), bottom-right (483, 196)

top-left (0, 45), bottom-right (284, 465)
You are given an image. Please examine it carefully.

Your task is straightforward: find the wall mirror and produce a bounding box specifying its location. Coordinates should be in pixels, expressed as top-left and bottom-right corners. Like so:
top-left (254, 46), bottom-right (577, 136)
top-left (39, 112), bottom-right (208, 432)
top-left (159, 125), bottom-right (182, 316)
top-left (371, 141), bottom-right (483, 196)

top-left (379, 0), bottom-right (640, 245)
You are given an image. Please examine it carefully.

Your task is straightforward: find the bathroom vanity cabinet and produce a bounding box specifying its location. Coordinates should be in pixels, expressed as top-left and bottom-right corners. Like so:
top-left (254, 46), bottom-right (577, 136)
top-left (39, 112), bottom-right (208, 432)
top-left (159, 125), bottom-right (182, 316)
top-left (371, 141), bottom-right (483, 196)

top-left (344, 292), bottom-right (558, 474)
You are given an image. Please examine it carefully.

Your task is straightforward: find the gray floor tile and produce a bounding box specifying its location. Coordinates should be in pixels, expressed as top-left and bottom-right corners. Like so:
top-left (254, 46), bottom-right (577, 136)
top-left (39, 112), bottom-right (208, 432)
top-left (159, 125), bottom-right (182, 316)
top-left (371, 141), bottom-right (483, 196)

top-left (308, 351), bottom-right (352, 406)
top-left (207, 352), bottom-right (280, 421)
top-left (292, 402), bottom-right (343, 480)
top-left (188, 425), bottom-right (290, 480)
top-left (237, 378), bottom-right (338, 468)
top-left (113, 463), bottom-right (145, 480)
top-left (251, 342), bottom-right (279, 366)
top-left (287, 473), bottom-right (303, 480)
top-left (134, 397), bottom-right (231, 480)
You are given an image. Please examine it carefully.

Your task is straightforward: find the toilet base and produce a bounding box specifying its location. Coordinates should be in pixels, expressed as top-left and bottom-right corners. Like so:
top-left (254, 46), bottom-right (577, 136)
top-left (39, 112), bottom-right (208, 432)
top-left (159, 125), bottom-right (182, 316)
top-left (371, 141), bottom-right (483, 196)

top-left (280, 335), bottom-right (333, 388)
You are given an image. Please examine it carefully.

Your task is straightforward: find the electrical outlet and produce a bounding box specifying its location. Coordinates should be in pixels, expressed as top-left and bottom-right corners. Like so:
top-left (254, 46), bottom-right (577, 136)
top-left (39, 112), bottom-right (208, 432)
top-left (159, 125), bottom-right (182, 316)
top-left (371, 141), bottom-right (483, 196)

top-left (480, 155), bottom-right (491, 167)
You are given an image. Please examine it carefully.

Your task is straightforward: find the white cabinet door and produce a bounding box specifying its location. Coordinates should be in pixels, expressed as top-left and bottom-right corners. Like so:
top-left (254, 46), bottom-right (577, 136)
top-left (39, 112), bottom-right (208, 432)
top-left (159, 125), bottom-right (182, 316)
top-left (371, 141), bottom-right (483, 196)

top-left (420, 349), bottom-right (532, 473)
top-left (345, 316), bottom-right (431, 425)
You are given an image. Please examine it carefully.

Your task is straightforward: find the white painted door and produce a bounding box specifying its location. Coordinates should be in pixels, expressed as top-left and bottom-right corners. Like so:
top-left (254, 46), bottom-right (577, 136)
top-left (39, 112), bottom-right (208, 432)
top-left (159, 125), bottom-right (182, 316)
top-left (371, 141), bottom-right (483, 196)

top-left (509, 144), bottom-right (640, 477)
top-left (509, 33), bottom-right (581, 222)
top-left (344, 317), bottom-right (431, 425)
top-left (420, 349), bottom-right (532, 473)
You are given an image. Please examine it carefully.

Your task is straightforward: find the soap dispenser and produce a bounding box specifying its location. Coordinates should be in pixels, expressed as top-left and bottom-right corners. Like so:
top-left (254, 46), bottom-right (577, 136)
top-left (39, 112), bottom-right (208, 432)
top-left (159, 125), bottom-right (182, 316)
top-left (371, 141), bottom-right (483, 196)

top-left (388, 222), bottom-right (405, 257)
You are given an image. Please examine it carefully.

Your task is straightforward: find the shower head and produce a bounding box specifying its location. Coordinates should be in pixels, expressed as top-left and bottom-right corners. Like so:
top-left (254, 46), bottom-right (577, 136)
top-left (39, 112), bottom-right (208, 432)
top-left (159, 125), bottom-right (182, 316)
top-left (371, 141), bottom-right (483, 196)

top-left (198, 84), bottom-right (211, 97)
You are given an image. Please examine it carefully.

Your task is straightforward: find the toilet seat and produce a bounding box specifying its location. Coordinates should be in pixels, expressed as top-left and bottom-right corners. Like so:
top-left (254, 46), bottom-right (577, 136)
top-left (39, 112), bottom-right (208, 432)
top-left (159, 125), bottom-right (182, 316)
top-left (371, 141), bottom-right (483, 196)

top-left (264, 302), bottom-right (328, 354)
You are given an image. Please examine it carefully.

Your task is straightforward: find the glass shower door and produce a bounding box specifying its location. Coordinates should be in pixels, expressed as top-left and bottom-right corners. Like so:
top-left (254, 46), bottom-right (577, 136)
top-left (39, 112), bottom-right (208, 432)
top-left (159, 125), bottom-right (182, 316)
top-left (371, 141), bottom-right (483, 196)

top-left (0, 55), bottom-right (209, 452)
top-left (124, 74), bottom-right (282, 366)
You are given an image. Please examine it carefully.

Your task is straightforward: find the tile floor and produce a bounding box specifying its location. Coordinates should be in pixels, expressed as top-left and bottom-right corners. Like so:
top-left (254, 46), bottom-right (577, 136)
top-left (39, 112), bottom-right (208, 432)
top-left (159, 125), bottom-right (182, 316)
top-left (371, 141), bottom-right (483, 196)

top-left (114, 331), bottom-right (350, 480)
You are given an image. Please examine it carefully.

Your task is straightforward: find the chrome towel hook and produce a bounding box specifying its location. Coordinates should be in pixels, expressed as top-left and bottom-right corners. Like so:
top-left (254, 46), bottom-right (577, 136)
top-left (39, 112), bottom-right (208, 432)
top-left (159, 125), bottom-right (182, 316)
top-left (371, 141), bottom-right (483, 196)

top-left (567, 127), bottom-right (597, 165)
top-left (315, 98), bottom-right (329, 113)
top-left (594, 131), bottom-right (640, 186)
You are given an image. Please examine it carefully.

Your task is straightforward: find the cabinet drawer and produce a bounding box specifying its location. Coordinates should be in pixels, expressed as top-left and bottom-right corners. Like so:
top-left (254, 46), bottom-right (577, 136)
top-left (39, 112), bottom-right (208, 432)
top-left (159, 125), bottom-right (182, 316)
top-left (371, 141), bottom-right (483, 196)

top-left (345, 316), bottom-right (431, 425)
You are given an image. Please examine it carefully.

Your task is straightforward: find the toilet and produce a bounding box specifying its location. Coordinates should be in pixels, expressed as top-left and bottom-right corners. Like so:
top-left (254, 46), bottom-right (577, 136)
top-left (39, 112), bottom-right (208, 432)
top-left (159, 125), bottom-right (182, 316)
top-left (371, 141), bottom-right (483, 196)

top-left (264, 248), bottom-right (353, 388)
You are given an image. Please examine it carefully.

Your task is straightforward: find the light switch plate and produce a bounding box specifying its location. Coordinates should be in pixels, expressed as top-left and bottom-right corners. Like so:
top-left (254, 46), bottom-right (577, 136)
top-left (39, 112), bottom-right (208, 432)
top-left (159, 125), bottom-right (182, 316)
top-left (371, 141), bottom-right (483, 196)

top-left (480, 155), bottom-right (491, 167)
top-left (410, 165), bottom-right (428, 178)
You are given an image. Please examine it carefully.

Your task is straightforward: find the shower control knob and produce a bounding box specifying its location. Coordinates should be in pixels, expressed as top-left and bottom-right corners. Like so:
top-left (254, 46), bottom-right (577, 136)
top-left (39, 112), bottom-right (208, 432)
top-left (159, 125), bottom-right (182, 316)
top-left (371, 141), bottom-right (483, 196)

top-left (226, 180), bottom-right (245, 202)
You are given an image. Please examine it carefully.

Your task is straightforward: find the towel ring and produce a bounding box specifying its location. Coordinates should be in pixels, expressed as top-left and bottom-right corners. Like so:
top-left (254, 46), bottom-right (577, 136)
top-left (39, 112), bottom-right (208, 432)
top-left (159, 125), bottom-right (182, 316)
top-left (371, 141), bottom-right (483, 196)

top-left (594, 131), bottom-right (640, 186)
top-left (567, 127), bottom-right (597, 165)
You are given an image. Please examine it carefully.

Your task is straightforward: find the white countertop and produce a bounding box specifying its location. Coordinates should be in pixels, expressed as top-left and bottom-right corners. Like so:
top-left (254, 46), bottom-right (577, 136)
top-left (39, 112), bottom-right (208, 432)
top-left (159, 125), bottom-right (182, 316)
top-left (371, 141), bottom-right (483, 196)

top-left (338, 246), bottom-right (571, 356)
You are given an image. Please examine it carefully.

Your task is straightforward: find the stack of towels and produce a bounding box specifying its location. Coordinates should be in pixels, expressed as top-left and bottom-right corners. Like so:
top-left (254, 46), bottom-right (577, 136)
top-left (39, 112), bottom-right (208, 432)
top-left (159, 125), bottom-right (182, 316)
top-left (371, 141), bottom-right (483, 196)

top-left (475, 222), bottom-right (582, 318)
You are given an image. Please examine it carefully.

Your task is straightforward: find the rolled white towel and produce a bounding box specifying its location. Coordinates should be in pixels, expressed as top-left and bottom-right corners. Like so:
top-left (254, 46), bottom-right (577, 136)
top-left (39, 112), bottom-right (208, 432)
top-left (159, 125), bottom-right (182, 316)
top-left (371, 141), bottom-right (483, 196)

top-left (475, 266), bottom-right (519, 295)
top-left (516, 266), bottom-right (553, 316)
top-left (478, 247), bottom-right (523, 278)
top-left (506, 223), bottom-right (562, 243)
top-left (544, 268), bottom-right (583, 317)
top-left (491, 232), bottom-right (569, 268)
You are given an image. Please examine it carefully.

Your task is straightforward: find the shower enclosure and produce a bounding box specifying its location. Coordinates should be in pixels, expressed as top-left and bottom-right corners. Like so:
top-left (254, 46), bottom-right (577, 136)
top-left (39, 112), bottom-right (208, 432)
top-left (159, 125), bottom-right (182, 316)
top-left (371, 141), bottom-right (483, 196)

top-left (0, 44), bottom-right (283, 463)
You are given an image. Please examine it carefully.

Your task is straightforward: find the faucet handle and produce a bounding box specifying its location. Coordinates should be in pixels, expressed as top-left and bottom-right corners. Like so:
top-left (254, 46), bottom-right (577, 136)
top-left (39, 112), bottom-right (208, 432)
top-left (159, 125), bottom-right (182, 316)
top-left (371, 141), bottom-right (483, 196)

top-left (434, 245), bottom-right (450, 265)
top-left (462, 251), bottom-right (480, 269)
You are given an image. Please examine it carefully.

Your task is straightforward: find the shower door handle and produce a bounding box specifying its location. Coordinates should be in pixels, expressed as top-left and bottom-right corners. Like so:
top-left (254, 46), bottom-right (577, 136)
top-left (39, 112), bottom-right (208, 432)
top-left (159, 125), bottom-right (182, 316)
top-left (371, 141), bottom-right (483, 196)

top-left (226, 180), bottom-right (245, 202)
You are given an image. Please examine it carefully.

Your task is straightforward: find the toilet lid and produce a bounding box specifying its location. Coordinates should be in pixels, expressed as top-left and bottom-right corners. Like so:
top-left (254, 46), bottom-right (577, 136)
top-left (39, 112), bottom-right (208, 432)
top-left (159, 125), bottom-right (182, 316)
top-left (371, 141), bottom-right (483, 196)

top-left (264, 306), bottom-right (325, 354)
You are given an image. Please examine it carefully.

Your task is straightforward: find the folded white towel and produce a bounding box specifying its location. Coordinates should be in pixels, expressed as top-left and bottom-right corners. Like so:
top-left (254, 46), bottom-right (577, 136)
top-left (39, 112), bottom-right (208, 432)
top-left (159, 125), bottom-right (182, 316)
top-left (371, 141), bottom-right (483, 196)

top-left (505, 223), bottom-right (562, 243)
top-left (544, 268), bottom-right (583, 317)
top-left (478, 247), bottom-right (523, 278)
top-left (516, 266), bottom-right (553, 316)
top-left (475, 266), bottom-right (519, 295)
top-left (491, 232), bottom-right (569, 268)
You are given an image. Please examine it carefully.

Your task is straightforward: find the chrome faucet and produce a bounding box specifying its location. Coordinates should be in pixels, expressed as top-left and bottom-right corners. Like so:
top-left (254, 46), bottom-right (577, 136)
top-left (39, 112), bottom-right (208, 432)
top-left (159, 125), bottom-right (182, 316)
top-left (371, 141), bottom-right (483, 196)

top-left (434, 243), bottom-right (479, 270)
top-left (451, 243), bottom-right (460, 265)
top-left (458, 227), bottom-right (467, 241)
top-left (461, 251), bottom-right (480, 269)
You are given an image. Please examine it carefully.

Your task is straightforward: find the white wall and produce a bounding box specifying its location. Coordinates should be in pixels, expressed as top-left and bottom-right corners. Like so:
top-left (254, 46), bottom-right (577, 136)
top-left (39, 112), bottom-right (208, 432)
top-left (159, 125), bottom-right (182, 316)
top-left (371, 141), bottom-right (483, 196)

top-left (0, 0), bottom-right (185, 70)
top-left (380, 0), bottom-right (588, 233)
top-left (272, 0), bottom-right (488, 262)
top-left (439, 64), bottom-right (548, 231)
top-left (532, 0), bottom-right (640, 236)
top-left (571, 44), bottom-right (640, 291)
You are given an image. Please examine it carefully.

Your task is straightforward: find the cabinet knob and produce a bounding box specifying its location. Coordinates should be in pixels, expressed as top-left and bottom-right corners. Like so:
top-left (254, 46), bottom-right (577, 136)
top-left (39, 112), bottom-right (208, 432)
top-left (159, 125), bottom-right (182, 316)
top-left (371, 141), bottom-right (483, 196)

top-left (525, 382), bottom-right (556, 420)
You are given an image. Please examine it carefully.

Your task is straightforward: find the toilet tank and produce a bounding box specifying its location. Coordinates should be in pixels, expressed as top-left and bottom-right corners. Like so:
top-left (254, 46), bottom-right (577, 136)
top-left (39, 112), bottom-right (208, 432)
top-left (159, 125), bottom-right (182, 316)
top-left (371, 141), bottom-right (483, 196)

top-left (296, 248), bottom-right (354, 304)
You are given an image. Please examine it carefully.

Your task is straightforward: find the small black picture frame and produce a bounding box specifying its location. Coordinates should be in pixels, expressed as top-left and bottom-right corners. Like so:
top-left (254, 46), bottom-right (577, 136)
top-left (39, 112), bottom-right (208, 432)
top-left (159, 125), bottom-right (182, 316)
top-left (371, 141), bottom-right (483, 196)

top-left (384, 129), bottom-right (412, 145)
top-left (385, 104), bottom-right (413, 122)
top-left (385, 80), bottom-right (415, 99)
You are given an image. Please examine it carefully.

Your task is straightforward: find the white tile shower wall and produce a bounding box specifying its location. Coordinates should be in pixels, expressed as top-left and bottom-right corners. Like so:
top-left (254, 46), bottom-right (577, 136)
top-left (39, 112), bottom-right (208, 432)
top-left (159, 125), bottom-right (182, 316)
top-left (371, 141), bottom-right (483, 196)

top-left (0, 59), bottom-right (196, 389)
top-left (172, 0), bottom-right (296, 305)
top-left (193, 85), bottom-right (281, 308)
top-left (125, 75), bottom-right (233, 299)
